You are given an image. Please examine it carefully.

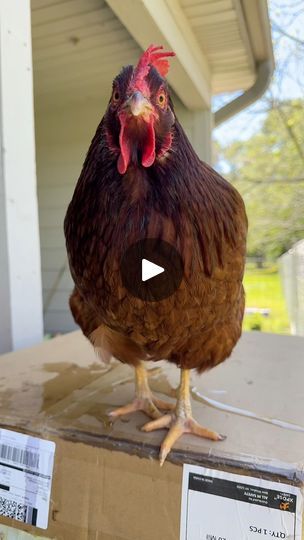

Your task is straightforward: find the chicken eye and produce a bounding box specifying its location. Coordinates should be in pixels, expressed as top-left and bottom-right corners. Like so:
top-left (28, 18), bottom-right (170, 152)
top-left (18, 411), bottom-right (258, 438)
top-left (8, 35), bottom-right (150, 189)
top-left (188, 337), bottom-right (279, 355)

top-left (157, 93), bottom-right (166, 107)
top-left (112, 90), bottom-right (120, 103)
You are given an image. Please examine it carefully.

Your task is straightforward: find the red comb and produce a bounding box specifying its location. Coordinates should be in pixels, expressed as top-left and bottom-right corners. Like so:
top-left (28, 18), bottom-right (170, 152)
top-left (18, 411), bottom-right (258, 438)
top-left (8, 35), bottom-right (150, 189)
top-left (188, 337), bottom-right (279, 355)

top-left (130, 45), bottom-right (175, 95)
top-left (135, 45), bottom-right (175, 79)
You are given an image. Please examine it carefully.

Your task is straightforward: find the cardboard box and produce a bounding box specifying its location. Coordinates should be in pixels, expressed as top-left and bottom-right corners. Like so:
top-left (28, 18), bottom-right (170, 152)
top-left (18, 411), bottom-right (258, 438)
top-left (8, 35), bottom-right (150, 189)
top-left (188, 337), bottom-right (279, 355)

top-left (0, 331), bottom-right (303, 539)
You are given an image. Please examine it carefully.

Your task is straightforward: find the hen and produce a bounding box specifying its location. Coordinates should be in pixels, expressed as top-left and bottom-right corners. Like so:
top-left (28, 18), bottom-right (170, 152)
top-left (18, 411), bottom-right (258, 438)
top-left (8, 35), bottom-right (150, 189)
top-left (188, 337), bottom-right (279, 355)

top-left (64, 45), bottom-right (247, 466)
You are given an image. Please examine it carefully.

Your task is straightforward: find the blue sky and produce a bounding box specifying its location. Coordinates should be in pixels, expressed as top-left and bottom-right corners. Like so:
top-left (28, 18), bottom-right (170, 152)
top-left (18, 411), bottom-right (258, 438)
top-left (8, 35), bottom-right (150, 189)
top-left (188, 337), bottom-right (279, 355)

top-left (213, 0), bottom-right (304, 147)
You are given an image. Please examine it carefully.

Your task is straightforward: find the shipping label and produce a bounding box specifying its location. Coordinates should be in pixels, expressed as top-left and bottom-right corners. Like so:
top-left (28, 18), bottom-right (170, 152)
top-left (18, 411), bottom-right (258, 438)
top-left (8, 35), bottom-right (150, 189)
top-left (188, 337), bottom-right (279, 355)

top-left (0, 428), bottom-right (55, 529)
top-left (180, 464), bottom-right (303, 540)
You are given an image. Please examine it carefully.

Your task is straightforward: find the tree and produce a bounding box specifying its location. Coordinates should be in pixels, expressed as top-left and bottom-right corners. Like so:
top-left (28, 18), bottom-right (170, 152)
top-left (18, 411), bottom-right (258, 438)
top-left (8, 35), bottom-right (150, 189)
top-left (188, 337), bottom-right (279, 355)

top-left (218, 99), bottom-right (304, 258)
top-left (214, 1), bottom-right (304, 259)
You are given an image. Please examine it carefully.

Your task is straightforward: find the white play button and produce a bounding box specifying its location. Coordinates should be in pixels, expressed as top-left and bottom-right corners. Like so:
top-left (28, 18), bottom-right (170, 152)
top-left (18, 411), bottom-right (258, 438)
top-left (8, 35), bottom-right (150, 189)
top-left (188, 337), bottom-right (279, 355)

top-left (142, 258), bottom-right (164, 282)
top-left (121, 239), bottom-right (184, 301)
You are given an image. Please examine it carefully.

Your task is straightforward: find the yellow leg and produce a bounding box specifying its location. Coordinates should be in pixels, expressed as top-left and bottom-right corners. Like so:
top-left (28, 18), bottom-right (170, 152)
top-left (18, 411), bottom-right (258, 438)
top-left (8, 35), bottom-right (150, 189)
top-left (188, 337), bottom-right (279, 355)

top-left (109, 361), bottom-right (174, 420)
top-left (142, 368), bottom-right (225, 466)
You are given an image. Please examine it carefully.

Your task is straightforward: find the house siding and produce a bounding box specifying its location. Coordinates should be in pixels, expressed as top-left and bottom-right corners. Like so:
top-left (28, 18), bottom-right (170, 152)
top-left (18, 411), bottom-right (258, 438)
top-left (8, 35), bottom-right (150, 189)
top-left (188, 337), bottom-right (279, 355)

top-left (35, 100), bottom-right (100, 333)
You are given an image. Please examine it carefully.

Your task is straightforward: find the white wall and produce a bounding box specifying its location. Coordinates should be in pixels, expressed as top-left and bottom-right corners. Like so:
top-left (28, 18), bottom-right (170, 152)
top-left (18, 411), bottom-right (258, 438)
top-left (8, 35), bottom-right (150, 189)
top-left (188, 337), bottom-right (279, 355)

top-left (35, 99), bottom-right (103, 333)
top-left (35, 98), bottom-right (212, 334)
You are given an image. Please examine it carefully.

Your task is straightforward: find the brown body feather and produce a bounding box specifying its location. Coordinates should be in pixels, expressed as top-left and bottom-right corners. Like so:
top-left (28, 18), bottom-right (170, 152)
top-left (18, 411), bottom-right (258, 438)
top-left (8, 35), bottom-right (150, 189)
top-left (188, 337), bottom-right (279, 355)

top-left (65, 113), bottom-right (247, 373)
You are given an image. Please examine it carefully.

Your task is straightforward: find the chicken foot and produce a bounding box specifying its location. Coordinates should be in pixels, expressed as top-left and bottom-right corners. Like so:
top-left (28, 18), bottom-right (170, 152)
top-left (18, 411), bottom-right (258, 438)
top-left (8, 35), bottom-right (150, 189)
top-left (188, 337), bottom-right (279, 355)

top-left (109, 361), bottom-right (174, 420)
top-left (141, 368), bottom-right (225, 466)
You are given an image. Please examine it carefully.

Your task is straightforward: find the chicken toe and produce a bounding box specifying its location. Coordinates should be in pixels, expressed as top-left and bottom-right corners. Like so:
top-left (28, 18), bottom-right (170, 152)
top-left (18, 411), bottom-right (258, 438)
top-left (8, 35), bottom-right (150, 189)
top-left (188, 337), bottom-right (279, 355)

top-left (141, 368), bottom-right (225, 466)
top-left (109, 362), bottom-right (174, 420)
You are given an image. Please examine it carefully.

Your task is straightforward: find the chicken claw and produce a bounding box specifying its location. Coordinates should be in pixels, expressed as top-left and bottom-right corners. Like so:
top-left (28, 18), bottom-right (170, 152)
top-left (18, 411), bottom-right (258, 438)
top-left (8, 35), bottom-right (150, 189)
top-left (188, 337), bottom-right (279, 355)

top-left (141, 369), bottom-right (225, 466)
top-left (109, 362), bottom-right (174, 420)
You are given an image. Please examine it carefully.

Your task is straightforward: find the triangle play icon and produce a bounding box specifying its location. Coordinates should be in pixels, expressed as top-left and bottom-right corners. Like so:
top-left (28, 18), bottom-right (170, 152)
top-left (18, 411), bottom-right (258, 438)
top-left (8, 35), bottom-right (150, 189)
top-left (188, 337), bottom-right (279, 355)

top-left (142, 258), bottom-right (164, 282)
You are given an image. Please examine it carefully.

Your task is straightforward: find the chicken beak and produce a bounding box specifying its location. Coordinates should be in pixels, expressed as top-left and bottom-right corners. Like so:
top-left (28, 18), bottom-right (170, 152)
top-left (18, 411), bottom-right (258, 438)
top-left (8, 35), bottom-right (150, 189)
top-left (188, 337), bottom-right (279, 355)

top-left (124, 91), bottom-right (153, 117)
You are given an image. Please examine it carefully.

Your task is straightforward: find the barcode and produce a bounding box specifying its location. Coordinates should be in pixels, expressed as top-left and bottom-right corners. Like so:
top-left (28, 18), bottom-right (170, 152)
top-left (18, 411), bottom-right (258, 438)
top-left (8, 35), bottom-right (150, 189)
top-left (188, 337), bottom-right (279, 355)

top-left (0, 495), bottom-right (38, 525)
top-left (0, 444), bottom-right (40, 469)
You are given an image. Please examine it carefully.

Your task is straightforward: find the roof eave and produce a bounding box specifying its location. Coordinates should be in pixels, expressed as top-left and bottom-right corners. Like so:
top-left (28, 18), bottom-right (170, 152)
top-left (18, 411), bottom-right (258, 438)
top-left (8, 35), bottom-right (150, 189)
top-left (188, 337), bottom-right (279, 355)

top-left (215, 0), bottom-right (274, 126)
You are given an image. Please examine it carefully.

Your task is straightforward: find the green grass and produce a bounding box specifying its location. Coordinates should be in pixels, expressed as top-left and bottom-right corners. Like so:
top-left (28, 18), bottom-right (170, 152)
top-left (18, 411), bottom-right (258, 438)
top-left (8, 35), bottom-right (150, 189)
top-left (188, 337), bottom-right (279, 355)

top-left (243, 264), bottom-right (290, 334)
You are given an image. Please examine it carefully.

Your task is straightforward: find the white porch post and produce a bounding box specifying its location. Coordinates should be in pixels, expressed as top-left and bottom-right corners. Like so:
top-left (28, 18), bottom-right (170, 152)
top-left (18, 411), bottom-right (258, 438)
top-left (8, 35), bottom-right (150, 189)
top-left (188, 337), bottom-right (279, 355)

top-left (191, 110), bottom-right (213, 165)
top-left (176, 103), bottom-right (213, 165)
top-left (0, 0), bottom-right (43, 353)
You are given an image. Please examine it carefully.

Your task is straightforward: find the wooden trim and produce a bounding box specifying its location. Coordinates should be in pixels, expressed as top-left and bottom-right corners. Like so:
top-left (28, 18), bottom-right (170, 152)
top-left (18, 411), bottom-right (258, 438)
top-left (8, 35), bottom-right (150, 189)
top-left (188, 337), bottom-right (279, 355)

top-left (105, 0), bottom-right (211, 109)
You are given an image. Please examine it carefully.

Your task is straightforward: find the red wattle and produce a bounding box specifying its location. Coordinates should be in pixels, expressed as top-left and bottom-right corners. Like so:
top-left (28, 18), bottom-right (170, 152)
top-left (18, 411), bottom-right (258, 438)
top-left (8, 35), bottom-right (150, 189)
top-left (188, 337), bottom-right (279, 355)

top-left (141, 118), bottom-right (155, 168)
top-left (118, 115), bottom-right (131, 175)
top-left (117, 111), bottom-right (156, 173)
